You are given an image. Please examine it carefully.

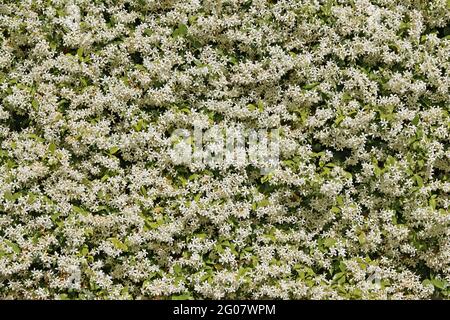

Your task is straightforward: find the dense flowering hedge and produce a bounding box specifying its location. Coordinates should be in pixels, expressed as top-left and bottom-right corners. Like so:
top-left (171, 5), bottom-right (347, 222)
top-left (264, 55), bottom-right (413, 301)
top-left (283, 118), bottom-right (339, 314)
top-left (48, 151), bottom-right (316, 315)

top-left (0, 0), bottom-right (449, 299)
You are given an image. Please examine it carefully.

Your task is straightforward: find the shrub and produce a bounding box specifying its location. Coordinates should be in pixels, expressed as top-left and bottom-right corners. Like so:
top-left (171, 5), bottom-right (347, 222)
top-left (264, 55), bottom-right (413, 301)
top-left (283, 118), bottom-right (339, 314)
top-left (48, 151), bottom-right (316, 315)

top-left (0, 0), bottom-right (449, 299)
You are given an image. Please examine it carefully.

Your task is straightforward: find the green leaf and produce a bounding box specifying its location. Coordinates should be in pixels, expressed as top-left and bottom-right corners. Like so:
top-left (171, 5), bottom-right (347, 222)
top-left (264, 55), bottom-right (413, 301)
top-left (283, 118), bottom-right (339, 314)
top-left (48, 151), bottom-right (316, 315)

top-left (429, 195), bottom-right (437, 210)
top-left (214, 243), bottom-right (224, 253)
top-left (247, 104), bottom-right (256, 111)
top-left (173, 264), bottom-right (182, 274)
top-left (194, 233), bottom-right (207, 239)
top-left (143, 28), bottom-right (153, 36)
top-left (338, 275), bottom-right (346, 284)
top-left (48, 142), bottom-right (57, 154)
top-left (374, 166), bottom-right (382, 177)
top-left (257, 100), bottom-right (264, 112)
top-left (333, 271), bottom-right (344, 280)
top-left (135, 64), bottom-right (146, 71)
top-left (179, 107), bottom-right (191, 114)
top-left (414, 174), bottom-right (424, 188)
top-left (257, 198), bottom-right (270, 208)
top-left (140, 186), bottom-right (148, 196)
top-left (96, 206), bottom-right (108, 213)
top-left (109, 146), bottom-right (120, 155)
top-left (334, 114), bottom-right (345, 125)
top-left (417, 159), bottom-right (425, 168)
top-left (386, 155), bottom-right (396, 166)
top-left (261, 173), bottom-right (272, 183)
top-left (171, 294), bottom-right (192, 300)
top-left (4, 191), bottom-right (22, 202)
top-left (331, 206), bottom-right (341, 213)
top-left (27, 133), bottom-right (44, 142)
top-left (229, 56), bottom-right (238, 65)
top-left (5, 240), bottom-right (21, 254)
top-left (56, 9), bottom-right (67, 17)
top-left (187, 35), bottom-right (202, 49)
top-left (177, 176), bottom-right (187, 186)
top-left (189, 174), bottom-right (199, 181)
top-left (77, 47), bottom-right (84, 60)
top-left (72, 205), bottom-right (88, 216)
top-left (172, 23), bottom-right (188, 38)
top-left (303, 82), bottom-right (320, 90)
top-left (358, 232), bottom-right (366, 245)
top-left (299, 108), bottom-right (309, 124)
top-left (431, 278), bottom-right (448, 290)
top-left (133, 119), bottom-right (146, 132)
top-left (80, 77), bottom-right (88, 87)
top-left (422, 279), bottom-right (433, 287)
top-left (145, 218), bottom-right (163, 229)
top-left (109, 238), bottom-right (128, 252)
top-left (27, 193), bottom-right (37, 205)
top-left (31, 99), bottom-right (38, 110)
top-left (80, 245), bottom-right (89, 256)
top-left (416, 127), bottom-right (423, 139)
top-left (324, 238), bottom-right (337, 248)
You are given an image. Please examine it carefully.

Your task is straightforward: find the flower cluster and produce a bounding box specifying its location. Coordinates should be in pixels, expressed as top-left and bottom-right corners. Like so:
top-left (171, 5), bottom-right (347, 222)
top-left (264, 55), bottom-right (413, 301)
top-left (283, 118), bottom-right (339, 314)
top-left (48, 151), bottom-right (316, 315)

top-left (0, 0), bottom-right (449, 299)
